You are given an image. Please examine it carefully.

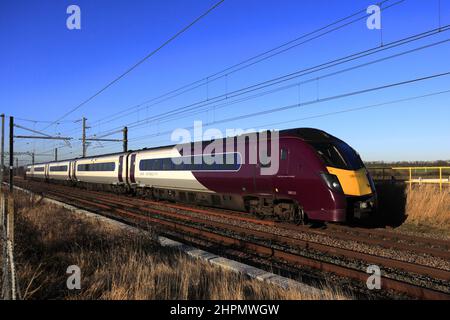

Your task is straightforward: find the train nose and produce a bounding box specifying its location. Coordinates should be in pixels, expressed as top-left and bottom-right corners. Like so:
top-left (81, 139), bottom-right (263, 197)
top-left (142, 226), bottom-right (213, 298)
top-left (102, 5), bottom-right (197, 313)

top-left (326, 167), bottom-right (374, 196)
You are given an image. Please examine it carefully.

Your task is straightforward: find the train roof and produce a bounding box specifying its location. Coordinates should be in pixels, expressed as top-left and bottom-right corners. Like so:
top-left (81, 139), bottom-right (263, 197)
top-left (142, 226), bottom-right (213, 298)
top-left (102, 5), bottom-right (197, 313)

top-left (281, 128), bottom-right (340, 142)
top-left (30, 127), bottom-right (337, 166)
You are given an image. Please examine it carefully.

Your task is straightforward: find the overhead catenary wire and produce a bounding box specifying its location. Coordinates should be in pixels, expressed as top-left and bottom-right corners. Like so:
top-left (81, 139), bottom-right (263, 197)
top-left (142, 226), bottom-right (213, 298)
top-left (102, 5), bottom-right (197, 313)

top-left (14, 117), bottom-right (80, 124)
top-left (259, 89), bottom-right (450, 129)
top-left (25, 0), bottom-right (449, 162)
top-left (121, 37), bottom-right (450, 128)
top-left (31, 0), bottom-right (227, 154)
top-left (31, 0), bottom-right (407, 154)
top-left (52, 87), bottom-right (450, 161)
top-left (131, 88), bottom-right (450, 148)
top-left (41, 0), bottom-right (225, 131)
top-left (124, 71), bottom-right (450, 143)
top-left (92, 25), bottom-right (450, 137)
top-left (88, 0), bottom-right (405, 129)
top-left (35, 25), bottom-right (450, 159)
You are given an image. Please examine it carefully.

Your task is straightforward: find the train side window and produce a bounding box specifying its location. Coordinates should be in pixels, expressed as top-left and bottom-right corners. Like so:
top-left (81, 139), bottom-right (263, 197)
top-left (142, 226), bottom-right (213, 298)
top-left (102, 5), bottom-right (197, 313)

top-left (50, 165), bottom-right (68, 172)
top-left (174, 156), bottom-right (189, 171)
top-left (177, 159), bottom-right (187, 171)
top-left (280, 148), bottom-right (288, 160)
top-left (105, 163), bottom-right (115, 171)
top-left (140, 159), bottom-right (153, 171)
top-left (152, 159), bottom-right (162, 171)
top-left (163, 159), bottom-right (173, 170)
top-left (149, 160), bottom-right (154, 171)
top-left (140, 154), bottom-right (241, 171)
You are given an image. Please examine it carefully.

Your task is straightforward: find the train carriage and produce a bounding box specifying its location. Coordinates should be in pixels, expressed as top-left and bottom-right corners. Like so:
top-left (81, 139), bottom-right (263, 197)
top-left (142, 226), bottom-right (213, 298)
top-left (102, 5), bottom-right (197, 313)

top-left (48, 161), bottom-right (71, 181)
top-left (31, 164), bottom-right (46, 180)
top-left (25, 128), bottom-right (377, 224)
top-left (25, 165), bottom-right (33, 178)
top-left (74, 155), bottom-right (122, 185)
top-left (132, 147), bottom-right (211, 192)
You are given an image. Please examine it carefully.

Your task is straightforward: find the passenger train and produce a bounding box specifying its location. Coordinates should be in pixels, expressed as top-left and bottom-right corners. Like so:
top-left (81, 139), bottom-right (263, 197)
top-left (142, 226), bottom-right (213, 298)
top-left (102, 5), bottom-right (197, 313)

top-left (25, 128), bottom-right (377, 223)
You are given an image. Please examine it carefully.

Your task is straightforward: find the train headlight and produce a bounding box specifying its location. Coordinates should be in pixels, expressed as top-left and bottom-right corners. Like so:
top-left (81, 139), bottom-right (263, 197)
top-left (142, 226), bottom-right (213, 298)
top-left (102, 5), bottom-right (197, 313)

top-left (320, 173), bottom-right (344, 193)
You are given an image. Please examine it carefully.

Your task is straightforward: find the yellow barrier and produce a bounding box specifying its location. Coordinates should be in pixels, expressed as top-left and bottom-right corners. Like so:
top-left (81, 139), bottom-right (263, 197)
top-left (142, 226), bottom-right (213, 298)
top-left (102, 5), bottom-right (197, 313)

top-left (391, 167), bottom-right (450, 192)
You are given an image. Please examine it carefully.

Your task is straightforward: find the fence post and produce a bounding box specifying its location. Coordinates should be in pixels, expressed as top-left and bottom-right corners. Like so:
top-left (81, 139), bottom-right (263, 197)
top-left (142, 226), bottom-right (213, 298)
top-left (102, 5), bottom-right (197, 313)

top-left (0, 191), bottom-right (4, 235)
top-left (439, 167), bottom-right (442, 193)
top-left (7, 195), bottom-right (14, 250)
top-left (7, 194), bottom-right (16, 300)
top-left (409, 168), bottom-right (412, 191)
top-left (1, 193), bottom-right (16, 300)
top-left (1, 192), bottom-right (10, 299)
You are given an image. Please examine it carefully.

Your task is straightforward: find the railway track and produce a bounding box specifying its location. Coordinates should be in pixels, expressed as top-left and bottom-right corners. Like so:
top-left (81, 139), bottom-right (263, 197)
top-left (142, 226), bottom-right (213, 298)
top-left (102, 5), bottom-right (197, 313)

top-left (130, 196), bottom-right (450, 259)
top-left (12, 178), bottom-right (450, 300)
top-left (50, 183), bottom-right (450, 260)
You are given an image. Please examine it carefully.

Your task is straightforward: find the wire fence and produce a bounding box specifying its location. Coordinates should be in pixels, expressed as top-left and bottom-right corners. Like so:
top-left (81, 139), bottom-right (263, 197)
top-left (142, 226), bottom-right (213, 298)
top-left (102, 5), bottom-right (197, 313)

top-left (1, 191), bottom-right (20, 300)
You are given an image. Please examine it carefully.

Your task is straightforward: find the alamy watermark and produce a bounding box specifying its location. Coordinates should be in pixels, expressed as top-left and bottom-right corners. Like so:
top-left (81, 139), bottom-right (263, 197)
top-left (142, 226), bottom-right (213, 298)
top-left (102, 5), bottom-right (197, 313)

top-left (367, 4), bottom-right (382, 30)
top-left (64, 4), bottom-right (380, 32)
top-left (66, 5), bottom-right (81, 30)
top-left (171, 121), bottom-right (280, 176)
top-left (366, 265), bottom-right (381, 290)
top-left (66, 265), bottom-right (81, 290)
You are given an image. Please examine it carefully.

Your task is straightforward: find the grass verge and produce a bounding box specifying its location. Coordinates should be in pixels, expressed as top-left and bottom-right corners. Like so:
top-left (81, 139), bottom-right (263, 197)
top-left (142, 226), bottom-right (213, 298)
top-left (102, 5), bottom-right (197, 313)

top-left (1, 191), bottom-right (348, 300)
top-left (376, 183), bottom-right (450, 236)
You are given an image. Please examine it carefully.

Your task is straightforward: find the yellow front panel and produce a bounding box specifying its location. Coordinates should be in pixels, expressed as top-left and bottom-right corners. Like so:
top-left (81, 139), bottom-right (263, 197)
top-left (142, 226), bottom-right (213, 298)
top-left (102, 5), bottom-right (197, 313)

top-left (326, 167), bottom-right (373, 196)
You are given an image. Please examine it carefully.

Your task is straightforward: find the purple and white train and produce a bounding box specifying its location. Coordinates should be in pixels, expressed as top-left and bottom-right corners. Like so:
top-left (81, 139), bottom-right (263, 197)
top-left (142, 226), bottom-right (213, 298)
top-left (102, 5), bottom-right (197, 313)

top-left (25, 128), bottom-right (377, 223)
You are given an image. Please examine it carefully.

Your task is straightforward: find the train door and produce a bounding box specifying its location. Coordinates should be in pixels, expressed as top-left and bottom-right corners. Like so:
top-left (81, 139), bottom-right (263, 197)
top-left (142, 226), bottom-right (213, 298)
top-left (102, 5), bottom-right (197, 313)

top-left (273, 145), bottom-right (295, 197)
top-left (72, 161), bottom-right (77, 181)
top-left (44, 164), bottom-right (49, 181)
top-left (118, 156), bottom-right (124, 183)
top-left (236, 138), bottom-right (255, 195)
top-left (129, 154), bottom-right (137, 184)
top-left (125, 154), bottom-right (130, 185)
top-left (254, 135), bottom-right (280, 195)
top-left (278, 147), bottom-right (289, 175)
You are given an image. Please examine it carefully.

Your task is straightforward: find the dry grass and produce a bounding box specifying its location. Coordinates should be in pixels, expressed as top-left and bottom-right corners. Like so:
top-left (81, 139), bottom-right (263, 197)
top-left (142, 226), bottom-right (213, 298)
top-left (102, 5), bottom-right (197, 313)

top-left (404, 185), bottom-right (450, 228)
top-left (376, 182), bottom-right (450, 233)
top-left (2, 192), bottom-right (348, 300)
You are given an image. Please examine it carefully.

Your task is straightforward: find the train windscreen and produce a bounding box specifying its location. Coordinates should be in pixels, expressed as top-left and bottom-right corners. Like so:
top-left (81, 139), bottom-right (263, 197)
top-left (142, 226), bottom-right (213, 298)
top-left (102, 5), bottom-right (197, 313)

top-left (310, 141), bottom-right (364, 170)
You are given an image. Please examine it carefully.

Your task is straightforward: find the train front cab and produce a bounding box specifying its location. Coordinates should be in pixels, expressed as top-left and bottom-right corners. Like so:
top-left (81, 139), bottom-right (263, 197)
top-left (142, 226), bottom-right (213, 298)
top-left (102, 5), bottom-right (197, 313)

top-left (310, 140), bottom-right (377, 221)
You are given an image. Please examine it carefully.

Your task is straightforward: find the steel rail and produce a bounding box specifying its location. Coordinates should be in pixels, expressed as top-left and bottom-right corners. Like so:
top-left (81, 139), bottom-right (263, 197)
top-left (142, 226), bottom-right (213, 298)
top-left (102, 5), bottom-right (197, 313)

top-left (38, 188), bottom-right (450, 300)
top-left (17, 180), bottom-right (449, 300)
top-left (50, 182), bottom-right (450, 259)
top-left (42, 187), bottom-right (450, 283)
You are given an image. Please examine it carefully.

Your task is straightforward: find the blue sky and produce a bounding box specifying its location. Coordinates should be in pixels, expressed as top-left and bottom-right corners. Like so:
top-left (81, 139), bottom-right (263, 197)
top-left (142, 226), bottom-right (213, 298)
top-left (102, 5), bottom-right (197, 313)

top-left (1, 0), bottom-right (449, 164)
